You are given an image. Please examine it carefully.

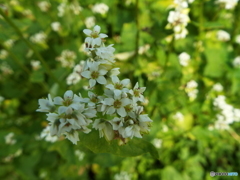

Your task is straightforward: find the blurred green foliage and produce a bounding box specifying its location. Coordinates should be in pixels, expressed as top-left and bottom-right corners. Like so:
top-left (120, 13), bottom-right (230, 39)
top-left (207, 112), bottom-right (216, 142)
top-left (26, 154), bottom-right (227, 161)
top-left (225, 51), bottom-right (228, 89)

top-left (0, 0), bottom-right (240, 179)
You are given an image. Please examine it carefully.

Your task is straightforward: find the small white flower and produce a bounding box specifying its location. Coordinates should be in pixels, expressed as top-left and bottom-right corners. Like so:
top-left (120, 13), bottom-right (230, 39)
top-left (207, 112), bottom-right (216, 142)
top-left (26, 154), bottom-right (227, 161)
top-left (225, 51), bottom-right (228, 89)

top-left (129, 82), bottom-right (146, 102)
top-left (3, 39), bottom-right (14, 48)
top-left (51, 22), bottom-right (61, 32)
top-left (92, 3), bottom-right (109, 15)
top-left (212, 83), bottom-right (223, 92)
top-left (106, 76), bottom-right (130, 96)
top-left (75, 150), bottom-right (85, 161)
top-left (64, 131), bottom-right (80, 145)
top-left (217, 30), bottom-right (230, 41)
top-left (38, 1), bottom-right (51, 12)
top-left (216, 0), bottom-right (239, 9)
top-left (31, 60), bottom-right (41, 70)
top-left (96, 44), bottom-right (115, 63)
top-left (40, 126), bottom-right (58, 143)
top-left (56, 50), bottom-right (76, 68)
top-left (83, 25), bottom-right (108, 49)
top-left (37, 94), bottom-right (55, 112)
top-left (173, 112), bottom-right (184, 121)
top-left (178, 52), bottom-right (190, 66)
top-left (103, 93), bottom-right (131, 117)
top-left (152, 138), bottom-right (162, 148)
top-left (5, 132), bottom-right (16, 145)
top-left (0, 50), bottom-right (8, 59)
top-left (233, 56), bottom-right (240, 67)
top-left (85, 16), bottom-right (96, 28)
top-left (30, 31), bottom-right (47, 44)
top-left (235, 35), bottom-right (240, 44)
top-left (93, 119), bottom-right (114, 141)
top-left (81, 61), bottom-right (107, 88)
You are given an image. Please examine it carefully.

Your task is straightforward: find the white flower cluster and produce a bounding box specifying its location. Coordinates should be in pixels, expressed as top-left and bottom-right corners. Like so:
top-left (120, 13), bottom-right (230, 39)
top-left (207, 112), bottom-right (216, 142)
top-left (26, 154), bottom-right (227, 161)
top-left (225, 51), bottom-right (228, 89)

top-left (178, 52), bottom-right (190, 66)
top-left (166, 0), bottom-right (194, 39)
top-left (56, 50), bottom-right (77, 68)
top-left (5, 132), bottom-right (16, 145)
top-left (185, 80), bottom-right (198, 100)
top-left (51, 22), bottom-right (61, 32)
top-left (38, 1), bottom-right (51, 12)
top-left (37, 25), bottom-right (152, 144)
top-left (213, 95), bottom-right (240, 130)
top-left (31, 60), bottom-right (41, 70)
top-left (216, 0), bottom-right (239, 9)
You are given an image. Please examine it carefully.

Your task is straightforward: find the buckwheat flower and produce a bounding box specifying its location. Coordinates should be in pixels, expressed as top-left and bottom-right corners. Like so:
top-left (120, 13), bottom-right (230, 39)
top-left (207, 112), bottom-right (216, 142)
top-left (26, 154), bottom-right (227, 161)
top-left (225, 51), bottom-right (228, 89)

top-left (114, 171), bottom-right (131, 180)
top-left (235, 35), bottom-right (240, 44)
top-left (178, 52), bottom-right (190, 66)
top-left (3, 39), bottom-right (14, 49)
top-left (83, 25), bottom-right (108, 49)
top-left (216, 0), bottom-right (239, 9)
top-left (106, 76), bottom-right (130, 96)
top-left (129, 82), bottom-right (146, 102)
top-left (81, 61), bottom-right (107, 88)
top-left (69, 3), bottom-right (83, 15)
top-left (75, 150), bottom-right (85, 161)
top-left (38, 1), bottom-right (51, 12)
top-left (30, 31), bottom-right (47, 44)
top-left (40, 126), bottom-right (58, 143)
top-left (56, 50), bottom-right (76, 68)
top-left (37, 94), bottom-right (55, 112)
top-left (0, 49), bottom-right (8, 59)
top-left (57, 2), bottom-right (66, 17)
top-left (103, 93), bottom-right (131, 117)
top-left (85, 16), bottom-right (96, 28)
top-left (174, 0), bottom-right (188, 10)
top-left (93, 119), bottom-right (114, 141)
top-left (110, 68), bottom-right (120, 77)
top-left (152, 138), bottom-right (162, 148)
top-left (217, 30), bottom-right (230, 41)
top-left (31, 60), bottom-right (41, 70)
top-left (92, 3), bottom-right (109, 15)
top-left (96, 44), bottom-right (115, 63)
top-left (212, 83), bottom-right (223, 92)
top-left (167, 10), bottom-right (190, 28)
top-left (66, 72), bottom-right (81, 85)
top-left (5, 132), bottom-right (16, 145)
top-left (79, 91), bottom-right (103, 107)
top-left (51, 22), bottom-right (61, 32)
top-left (64, 131), bottom-right (80, 145)
top-left (233, 56), bottom-right (240, 67)
top-left (173, 112), bottom-right (184, 121)
top-left (53, 90), bottom-right (81, 111)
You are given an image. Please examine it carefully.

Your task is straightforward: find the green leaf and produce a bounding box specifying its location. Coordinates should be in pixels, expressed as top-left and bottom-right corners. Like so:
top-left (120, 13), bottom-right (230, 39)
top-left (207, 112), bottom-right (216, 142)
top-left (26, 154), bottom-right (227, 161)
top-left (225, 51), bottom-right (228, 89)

top-left (30, 69), bottom-right (44, 83)
top-left (79, 130), bottom-right (159, 159)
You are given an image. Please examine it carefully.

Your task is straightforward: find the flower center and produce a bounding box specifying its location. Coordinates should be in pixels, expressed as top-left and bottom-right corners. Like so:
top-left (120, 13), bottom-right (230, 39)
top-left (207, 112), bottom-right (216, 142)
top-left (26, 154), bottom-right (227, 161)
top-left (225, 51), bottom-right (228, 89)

top-left (91, 31), bottom-right (99, 38)
top-left (113, 99), bottom-right (122, 109)
top-left (114, 83), bottom-right (123, 90)
top-left (91, 71), bottom-right (99, 79)
top-left (133, 89), bottom-right (140, 97)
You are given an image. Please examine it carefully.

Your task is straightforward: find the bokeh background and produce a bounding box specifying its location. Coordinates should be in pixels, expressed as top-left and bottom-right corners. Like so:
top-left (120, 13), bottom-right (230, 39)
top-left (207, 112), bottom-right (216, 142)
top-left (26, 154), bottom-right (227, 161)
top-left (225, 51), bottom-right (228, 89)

top-left (0, 0), bottom-right (240, 179)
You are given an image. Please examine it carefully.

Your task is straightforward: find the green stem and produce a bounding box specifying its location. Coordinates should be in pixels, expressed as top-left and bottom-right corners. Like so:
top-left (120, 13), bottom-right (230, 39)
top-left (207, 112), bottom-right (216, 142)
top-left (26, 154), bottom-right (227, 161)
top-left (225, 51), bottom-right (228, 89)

top-left (0, 9), bottom-right (64, 88)
top-left (135, 0), bottom-right (140, 66)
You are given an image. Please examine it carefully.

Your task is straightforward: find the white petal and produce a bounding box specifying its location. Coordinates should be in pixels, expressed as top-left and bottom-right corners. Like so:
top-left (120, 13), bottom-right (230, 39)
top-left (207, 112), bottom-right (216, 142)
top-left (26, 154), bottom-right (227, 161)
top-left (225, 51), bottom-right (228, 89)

top-left (99, 69), bottom-right (108, 75)
top-left (83, 29), bottom-right (92, 36)
top-left (106, 106), bottom-right (115, 114)
top-left (93, 25), bottom-right (101, 33)
top-left (53, 97), bottom-right (63, 105)
top-left (89, 79), bottom-right (96, 88)
top-left (121, 79), bottom-right (130, 86)
top-left (106, 84), bottom-right (114, 89)
top-left (64, 90), bottom-right (73, 100)
top-left (58, 106), bottom-right (67, 114)
top-left (97, 76), bottom-right (107, 84)
top-left (94, 38), bottom-right (101, 46)
top-left (114, 89), bottom-right (122, 97)
top-left (103, 122), bottom-right (114, 141)
top-left (81, 71), bottom-right (91, 78)
top-left (104, 98), bottom-right (114, 105)
top-left (99, 33), bottom-right (108, 38)
top-left (121, 98), bottom-right (131, 106)
top-left (117, 107), bottom-right (127, 117)
top-left (111, 76), bottom-right (119, 84)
